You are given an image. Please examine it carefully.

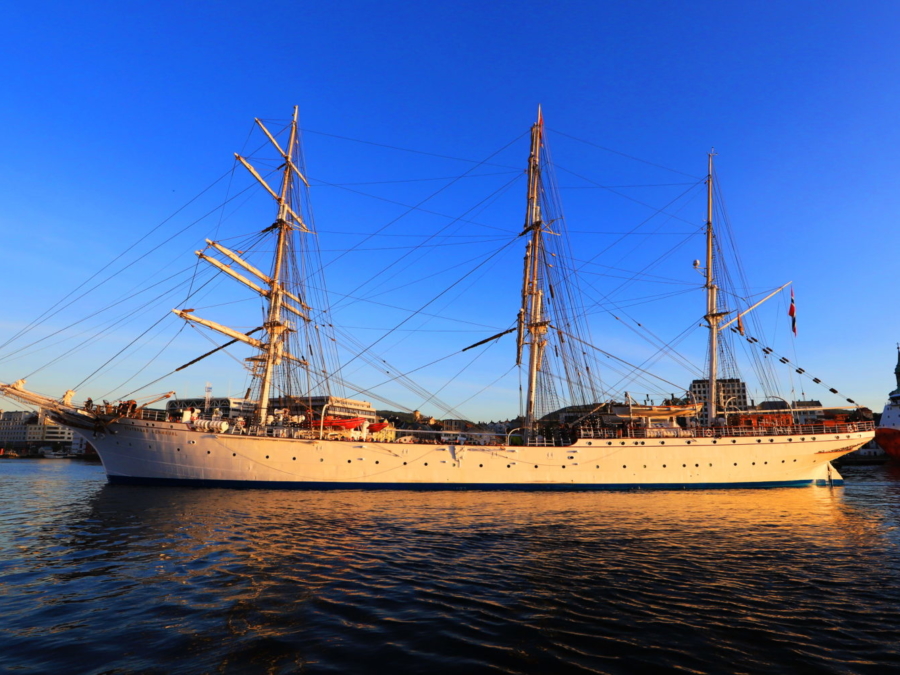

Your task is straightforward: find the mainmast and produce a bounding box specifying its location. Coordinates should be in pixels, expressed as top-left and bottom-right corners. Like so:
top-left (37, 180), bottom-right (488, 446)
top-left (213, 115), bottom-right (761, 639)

top-left (705, 151), bottom-right (720, 424)
top-left (518, 108), bottom-right (549, 437)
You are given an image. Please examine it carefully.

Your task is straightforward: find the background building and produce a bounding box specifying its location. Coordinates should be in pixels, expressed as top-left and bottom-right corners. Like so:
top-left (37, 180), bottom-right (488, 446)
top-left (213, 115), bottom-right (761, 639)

top-left (689, 378), bottom-right (750, 424)
top-left (0, 409), bottom-right (77, 454)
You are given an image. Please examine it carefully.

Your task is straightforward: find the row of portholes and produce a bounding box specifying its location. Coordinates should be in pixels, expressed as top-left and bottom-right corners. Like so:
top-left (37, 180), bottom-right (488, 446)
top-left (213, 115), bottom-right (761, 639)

top-left (592, 437), bottom-right (818, 446)
top-left (631, 459), bottom-right (800, 469)
top-left (154, 452), bottom-right (796, 469)
top-left (171, 451), bottom-right (395, 466)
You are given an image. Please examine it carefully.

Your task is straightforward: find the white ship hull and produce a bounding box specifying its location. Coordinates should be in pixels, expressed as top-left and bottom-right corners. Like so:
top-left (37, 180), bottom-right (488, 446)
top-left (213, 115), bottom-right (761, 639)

top-left (80, 417), bottom-right (872, 490)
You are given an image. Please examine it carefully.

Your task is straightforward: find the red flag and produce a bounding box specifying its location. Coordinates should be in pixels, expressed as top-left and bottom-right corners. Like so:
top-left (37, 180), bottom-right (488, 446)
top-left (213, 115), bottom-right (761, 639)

top-left (788, 287), bottom-right (797, 336)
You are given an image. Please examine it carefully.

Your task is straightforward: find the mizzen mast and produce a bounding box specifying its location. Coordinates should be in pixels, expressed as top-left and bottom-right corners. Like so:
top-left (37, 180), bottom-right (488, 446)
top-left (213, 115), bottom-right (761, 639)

top-left (704, 150), bottom-right (722, 424)
top-left (517, 107), bottom-right (549, 438)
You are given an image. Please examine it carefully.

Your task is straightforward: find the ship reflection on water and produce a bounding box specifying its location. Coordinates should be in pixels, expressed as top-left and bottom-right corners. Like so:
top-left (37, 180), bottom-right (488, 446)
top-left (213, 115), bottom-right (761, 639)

top-left (3, 463), bottom-right (900, 673)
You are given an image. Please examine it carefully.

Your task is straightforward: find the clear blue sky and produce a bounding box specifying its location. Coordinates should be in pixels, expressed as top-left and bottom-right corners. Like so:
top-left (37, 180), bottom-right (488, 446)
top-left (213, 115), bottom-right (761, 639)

top-left (1, 1), bottom-right (898, 420)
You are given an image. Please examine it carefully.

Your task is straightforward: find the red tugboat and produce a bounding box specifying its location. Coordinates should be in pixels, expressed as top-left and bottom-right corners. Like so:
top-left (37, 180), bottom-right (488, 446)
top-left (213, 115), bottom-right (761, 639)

top-left (875, 349), bottom-right (900, 459)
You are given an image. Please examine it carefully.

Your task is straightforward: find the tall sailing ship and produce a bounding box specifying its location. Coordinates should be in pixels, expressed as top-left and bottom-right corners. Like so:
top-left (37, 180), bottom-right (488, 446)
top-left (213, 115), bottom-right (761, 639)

top-left (0, 108), bottom-right (873, 488)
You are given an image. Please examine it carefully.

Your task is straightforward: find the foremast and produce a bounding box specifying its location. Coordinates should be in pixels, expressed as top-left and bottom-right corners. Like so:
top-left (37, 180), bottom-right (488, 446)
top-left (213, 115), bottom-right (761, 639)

top-left (173, 107), bottom-right (312, 423)
top-left (517, 108), bottom-right (549, 438)
top-left (256, 108), bottom-right (298, 423)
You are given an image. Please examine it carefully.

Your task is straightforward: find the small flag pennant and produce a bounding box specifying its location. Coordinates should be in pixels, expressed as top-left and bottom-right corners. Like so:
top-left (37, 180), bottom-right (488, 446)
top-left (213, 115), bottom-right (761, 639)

top-left (788, 287), bottom-right (797, 336)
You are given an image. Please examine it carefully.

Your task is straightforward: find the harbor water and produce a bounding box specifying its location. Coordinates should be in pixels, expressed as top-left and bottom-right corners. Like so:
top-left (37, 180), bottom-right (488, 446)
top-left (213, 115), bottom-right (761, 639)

top-left (2, 459), bottom-right (900, 674)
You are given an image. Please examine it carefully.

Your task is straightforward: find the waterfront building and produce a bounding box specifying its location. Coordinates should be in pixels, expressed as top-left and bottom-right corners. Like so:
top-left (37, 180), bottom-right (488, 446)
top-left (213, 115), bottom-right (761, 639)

top-left (0, 410), bottom-right (32, 447)
top-left (792, 400), bottom-right (825, 424)
top-left (0, 409), bottom-right (75, 451)
top-left (689, 378), bottom-right (749, 424)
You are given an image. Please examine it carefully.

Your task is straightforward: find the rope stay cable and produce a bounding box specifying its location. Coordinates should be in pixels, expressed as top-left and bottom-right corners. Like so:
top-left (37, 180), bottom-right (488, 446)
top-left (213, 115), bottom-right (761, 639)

top-left (0, 130), bottom-right (280, 357)
top-left (546, 127), bottom-right (703, 179)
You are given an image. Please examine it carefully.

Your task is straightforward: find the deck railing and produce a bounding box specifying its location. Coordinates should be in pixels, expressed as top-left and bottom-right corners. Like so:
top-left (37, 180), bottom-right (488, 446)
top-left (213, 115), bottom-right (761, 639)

top-left (577, 420), bottom-right (874, 440)
top-left (121, 407), bottom-right (873, 446)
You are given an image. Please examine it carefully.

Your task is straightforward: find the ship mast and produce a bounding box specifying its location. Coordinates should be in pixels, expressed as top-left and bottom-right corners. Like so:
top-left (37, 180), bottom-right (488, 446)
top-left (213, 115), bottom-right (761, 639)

top-left (705, 151), bottom-right (720, 424)
top-left (173, 108), bottom-right (311, 424)
top-left (256, 107), bottom-right (299, 423)
top-left (518, 108), bottom-right (549, 437)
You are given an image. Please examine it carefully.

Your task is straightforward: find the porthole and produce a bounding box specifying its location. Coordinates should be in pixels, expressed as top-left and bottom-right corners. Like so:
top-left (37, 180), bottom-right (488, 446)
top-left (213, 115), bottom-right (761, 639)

top-left (757, 439), bottom-right (761, 443)
top-left (534, 465), bottom-right (538, 468)
top-left (708, 463), bottom-right (712, 467)
top-left (562, 465), bottom-right (566, 469)
top-left (789, 438), bottom-right (793, 442)
top-left (734, 463), bottom-right (737, 466)
top-left (793, 459), bottom-right (797, 462)
top-left (320, 458), bottom-right (324, 462)
top-left (731, 440), bottom-right (736, 444)
top-left (687, 441), bottom-right (692, 445)
top-left (661, 441), bottom-right (665, 445)
top-left (607, 441), bottom-right (612, 445)
top-left (586, 441), bottom-right (592, 446)
top-left (695, 464), bottom-right (699, 467)
top-left (781, 460), bottom-right (785, 463)
top-left (404, 462), bottom-right (408, 466)
top-left (507, 464), bottom-right (511, 468)
top-left (207, 450), bottom-right (210, 454)
top-left (622, 465), bottom-right (626, 469)
top-left (424, 462), bottom-right (428, 466)
top-left (640, 441), bottom-right (645, 446)
top-left (811, 437), bottom-right (816, 440)
top-left (266, 455), bottom-right (269, 459)
top-left (479, 464), bottom-right (483, 468)
top-left (752, 462), bottom-right (755, 465)
top-left (177, 448), bottom-right (180, 452)
top-left (375, 461), bottom-right (380, 465)
top-left (620, 441), bottom-right (626, 445)
top-left (643, 465), bottom-right (647, 468)
top-left (347, 459), bottom-right (351, 463)
top-left (764, 461), bottom-right (767, 465)
top-left (769, 439), bottom-right (774, 443)
top-left (682, 464), bottom-right (686, 468)
top-left (663, 464), bottom-right (667, 468)
top-left (801, 437), bottom-right (805, 441)
top-left (292, 457), bottom-right (296, 461)
top-left (596, 465), bottom-right (599, 469)
top-left (233, 453), bottom-right (236, 456)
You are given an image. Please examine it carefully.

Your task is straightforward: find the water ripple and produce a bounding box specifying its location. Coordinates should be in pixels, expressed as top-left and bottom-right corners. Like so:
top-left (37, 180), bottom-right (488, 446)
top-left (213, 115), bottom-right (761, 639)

top-left (3, 461), bottom-right (900, 673)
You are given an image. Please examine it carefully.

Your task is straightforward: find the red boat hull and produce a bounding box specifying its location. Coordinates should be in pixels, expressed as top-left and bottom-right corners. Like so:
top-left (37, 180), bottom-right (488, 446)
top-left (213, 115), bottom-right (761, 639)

top-left (875, 427), bottom-right (900, 458)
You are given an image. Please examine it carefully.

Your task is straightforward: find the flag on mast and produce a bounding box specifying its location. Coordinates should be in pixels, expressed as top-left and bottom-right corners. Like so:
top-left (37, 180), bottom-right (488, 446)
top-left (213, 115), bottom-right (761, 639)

top-left (788, 287), bottom-right (797, 336)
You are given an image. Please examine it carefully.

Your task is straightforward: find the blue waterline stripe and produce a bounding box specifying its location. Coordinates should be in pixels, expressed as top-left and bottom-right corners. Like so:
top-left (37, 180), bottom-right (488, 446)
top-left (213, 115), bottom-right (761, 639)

top-left (107, 476), bottom-right (838, 491)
